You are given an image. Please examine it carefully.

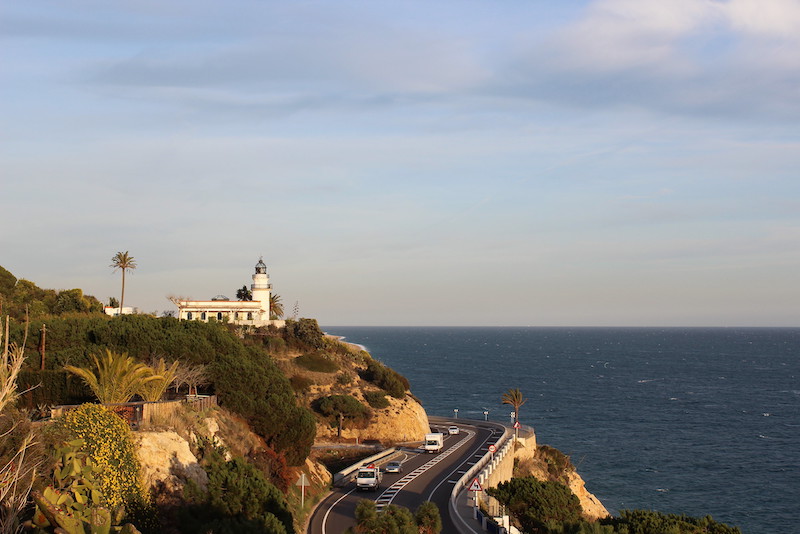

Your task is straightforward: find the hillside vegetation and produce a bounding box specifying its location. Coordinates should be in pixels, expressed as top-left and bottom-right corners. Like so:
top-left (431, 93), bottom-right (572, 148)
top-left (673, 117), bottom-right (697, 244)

top-left (0, 265), bottom-right (103, 319)
top-left (10, 314), bottom-right (319, 466)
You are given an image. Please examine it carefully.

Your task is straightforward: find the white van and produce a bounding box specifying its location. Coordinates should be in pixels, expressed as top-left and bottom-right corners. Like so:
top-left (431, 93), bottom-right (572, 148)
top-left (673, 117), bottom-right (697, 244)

top-left (423, 433), bottom-right (444, 453)
top-left (356, 465), bottom-right (382, 491)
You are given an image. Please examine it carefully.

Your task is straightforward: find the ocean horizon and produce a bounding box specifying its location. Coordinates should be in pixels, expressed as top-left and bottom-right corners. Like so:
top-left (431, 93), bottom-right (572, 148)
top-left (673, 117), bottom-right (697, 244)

top-left (324, 326), bottom-right (799, 534)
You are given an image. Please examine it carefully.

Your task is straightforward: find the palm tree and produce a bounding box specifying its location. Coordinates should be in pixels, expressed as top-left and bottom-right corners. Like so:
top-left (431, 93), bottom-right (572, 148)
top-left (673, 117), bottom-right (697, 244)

top-left (502, 388), bottom-right (527, 424)
top-left (270, 293), bottom-right (284, 320)
top-left (236, 285), bottom-right (252, 301)
top-left (65, 349), bottom-right (159, 404)
top-left (138, 358), bottom-right (180, 402)
top-left (110, 251), bottom-right (137, 315)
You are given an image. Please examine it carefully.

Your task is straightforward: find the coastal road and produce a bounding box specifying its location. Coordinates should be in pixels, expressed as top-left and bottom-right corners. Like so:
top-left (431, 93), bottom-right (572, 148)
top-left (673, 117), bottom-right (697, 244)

top-left (307, 417), bottom-right (505, 534)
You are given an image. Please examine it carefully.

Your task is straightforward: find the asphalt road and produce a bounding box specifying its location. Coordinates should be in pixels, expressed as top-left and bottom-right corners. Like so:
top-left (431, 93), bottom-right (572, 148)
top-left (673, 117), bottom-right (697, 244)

top-left (307, 417), bottom-right (506, 534)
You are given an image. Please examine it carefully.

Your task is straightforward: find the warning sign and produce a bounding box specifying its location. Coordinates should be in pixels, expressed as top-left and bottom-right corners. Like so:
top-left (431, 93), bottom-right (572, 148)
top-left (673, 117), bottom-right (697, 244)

top-left (488, 444), bottom-right (496, 453)
top-left (513, 421), bottom-right (521, 429)
top-left (468, 478), bottom-right (483, 492)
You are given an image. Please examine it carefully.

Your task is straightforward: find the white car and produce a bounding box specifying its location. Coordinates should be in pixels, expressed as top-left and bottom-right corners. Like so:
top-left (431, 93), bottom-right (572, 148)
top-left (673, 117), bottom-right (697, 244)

top-left (448, 426), bottom-right (460, 435)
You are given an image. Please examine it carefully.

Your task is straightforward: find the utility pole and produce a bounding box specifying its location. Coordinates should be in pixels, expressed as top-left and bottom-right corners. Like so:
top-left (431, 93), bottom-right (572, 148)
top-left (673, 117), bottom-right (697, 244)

top-left (39, 323), bottom-right (46, 370)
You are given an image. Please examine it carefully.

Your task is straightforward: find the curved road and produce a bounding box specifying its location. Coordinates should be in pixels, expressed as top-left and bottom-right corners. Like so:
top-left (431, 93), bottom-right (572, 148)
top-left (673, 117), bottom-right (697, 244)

top-left (308, 417), bottom-right (505, 534)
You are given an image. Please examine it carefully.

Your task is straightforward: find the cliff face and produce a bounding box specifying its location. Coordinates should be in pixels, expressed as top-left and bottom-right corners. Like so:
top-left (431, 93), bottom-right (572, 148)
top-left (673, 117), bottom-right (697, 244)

top-left (136, 431), bottom-right (208, 495)
top-left (513, 439), bottom-right (609, 521)
top-left (313, 390), bottom-right (429, 443)
top-left (563, 470), bottom-right (609, 521)
top-left (135, 407), bottom-right (331, 512)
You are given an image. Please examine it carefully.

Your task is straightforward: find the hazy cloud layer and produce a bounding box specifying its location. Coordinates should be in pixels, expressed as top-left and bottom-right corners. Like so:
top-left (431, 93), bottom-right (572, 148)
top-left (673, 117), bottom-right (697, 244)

top-left (2, 0), bottom-right (798, 325)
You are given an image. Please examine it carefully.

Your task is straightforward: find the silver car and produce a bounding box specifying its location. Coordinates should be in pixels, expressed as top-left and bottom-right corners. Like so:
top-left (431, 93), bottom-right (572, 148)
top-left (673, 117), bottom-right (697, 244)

top-left (384, 461), bottom-right (402, 473)
top-left (448, 426), bottom-right (460, 435)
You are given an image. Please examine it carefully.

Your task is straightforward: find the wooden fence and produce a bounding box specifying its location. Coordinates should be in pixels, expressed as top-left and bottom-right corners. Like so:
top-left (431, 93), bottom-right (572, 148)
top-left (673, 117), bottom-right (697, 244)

top-left (51, 395), bottom-right (218, 429)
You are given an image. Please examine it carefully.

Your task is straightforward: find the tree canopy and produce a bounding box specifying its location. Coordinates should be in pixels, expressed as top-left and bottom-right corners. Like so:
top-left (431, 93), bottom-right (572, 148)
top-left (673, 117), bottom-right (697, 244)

top-left (110, 251), bottom-right (137, 313)
top-left (487, 477), bottom-right (583, 533)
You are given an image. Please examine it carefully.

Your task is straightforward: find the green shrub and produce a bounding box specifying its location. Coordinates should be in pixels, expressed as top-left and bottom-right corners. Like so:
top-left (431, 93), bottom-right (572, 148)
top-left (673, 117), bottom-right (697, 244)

top-left (364, 391), bottom-right (390, 409)
top-left (347, 500), bottom-right (442, 534)
top-left (283, 318), bottom-right (325, 350)
top-left (602, 510), bottom-right (742, 534)
top-left (289, 375), bottom-right (314, 392)
top-left (335, 372), bottom-right (353, 385)
top-left (17, 369), bottom-right (94, 408)
top-left (181, 449), bottom-right (292, 534)
top-left (537, 445), bottom-right (575, 482)
top-left (361, 360), bottom-right (409, 398)
top-left (312, 395), bottom-right (370, 425)
top-left (294, 351), bottom-right (339, 373)
top-left (212, 349), bottom-right (316, 466)
top-left (487, 477), bottom-right (582, 533)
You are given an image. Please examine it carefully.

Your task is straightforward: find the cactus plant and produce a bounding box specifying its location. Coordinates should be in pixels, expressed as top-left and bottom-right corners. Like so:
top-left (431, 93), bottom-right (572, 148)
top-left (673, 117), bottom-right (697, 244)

top-left (30, 440), bottom-right (141, 534)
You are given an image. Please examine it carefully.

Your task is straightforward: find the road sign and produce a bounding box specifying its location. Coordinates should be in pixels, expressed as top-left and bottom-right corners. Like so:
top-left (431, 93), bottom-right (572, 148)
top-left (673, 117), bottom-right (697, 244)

top-left (296, 473), bottom-right (310, 507)
top-left (513, 421), bottom-right (521, 429)
top-left (468, 478), bottom-right (483, 492)
top-left (488, 444), bottom-right (496, 453)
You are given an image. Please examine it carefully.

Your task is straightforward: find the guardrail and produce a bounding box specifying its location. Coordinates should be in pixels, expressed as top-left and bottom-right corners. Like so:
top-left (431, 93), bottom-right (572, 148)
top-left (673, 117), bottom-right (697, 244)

top-left (332, 447), bottom-right (400, 487)
top-left (437, 418), bottom-right (513, 534)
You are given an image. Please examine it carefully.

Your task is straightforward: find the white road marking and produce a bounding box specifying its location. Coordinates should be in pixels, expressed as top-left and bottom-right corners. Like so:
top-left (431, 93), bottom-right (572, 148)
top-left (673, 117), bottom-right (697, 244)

top-left (321, 486), bottom-right (356, 534)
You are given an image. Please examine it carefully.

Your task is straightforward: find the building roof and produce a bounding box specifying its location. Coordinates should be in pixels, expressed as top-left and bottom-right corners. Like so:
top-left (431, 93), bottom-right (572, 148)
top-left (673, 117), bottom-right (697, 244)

top-left (178, 300), bottom-right (263, 309)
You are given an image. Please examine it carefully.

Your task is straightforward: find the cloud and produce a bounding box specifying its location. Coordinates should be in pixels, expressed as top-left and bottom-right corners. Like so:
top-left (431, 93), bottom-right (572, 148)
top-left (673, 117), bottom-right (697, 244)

top-left (501, 0), bottom-right (800, 120)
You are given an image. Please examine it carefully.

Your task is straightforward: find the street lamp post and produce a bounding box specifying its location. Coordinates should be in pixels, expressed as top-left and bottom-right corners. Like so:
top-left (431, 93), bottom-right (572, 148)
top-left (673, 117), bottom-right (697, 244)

top-left (483, 410), bottom-right (489, 421)
top-left (454, 408), bottom-right (459, 419)
top-left (510, 411), bottom-right (515, 425)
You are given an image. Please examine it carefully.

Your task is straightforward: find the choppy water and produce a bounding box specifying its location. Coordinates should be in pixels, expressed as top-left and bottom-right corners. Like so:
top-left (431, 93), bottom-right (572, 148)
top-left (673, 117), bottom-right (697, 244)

top-left (324, 327), bottom-right (799, 534)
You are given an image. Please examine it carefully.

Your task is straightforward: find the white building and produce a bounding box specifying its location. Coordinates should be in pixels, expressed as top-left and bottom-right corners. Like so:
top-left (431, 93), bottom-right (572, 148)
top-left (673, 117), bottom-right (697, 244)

top-left (176, 258), bottom-right (285, 328)
top-left (104, 306), bottom-right (135, 316)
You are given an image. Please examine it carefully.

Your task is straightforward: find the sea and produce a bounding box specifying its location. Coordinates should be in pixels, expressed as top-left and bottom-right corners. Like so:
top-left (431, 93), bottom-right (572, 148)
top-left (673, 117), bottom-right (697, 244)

top-left (323, 327), bottom-right (799, 534)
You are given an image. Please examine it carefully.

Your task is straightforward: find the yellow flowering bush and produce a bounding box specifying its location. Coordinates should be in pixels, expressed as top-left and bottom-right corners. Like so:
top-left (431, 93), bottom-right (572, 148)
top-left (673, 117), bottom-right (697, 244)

top-left (61, 404), bottom-right (149, 511)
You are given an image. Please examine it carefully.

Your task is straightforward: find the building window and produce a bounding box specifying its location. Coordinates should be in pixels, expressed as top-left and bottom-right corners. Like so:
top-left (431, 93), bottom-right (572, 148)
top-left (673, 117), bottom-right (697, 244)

top-left (247, 312), bottom-right (253, 320)
top-left (234, 312), bottom-right (239, 320)
top-left (187, 312), bottom-right (192, 320)
top-left (217, 312), bottom-right (223, 321)
top-left (201, 312), bottom-right (206, 321)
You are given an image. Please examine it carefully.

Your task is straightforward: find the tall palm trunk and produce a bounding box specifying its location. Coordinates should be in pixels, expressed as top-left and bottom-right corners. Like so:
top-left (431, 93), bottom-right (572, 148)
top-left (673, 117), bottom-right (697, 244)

top-left (119, 268), bottom-right (126, 314)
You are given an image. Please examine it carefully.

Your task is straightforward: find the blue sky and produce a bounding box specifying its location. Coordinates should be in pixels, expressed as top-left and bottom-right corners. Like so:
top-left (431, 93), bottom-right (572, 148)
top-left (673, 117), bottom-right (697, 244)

top-left (2, 0), bottom-right (798, 326)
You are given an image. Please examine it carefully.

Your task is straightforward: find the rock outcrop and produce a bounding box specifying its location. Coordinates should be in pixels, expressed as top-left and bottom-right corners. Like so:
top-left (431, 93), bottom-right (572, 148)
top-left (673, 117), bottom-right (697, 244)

top-left (136, 431), bottom-right (208, 494)
top-left (513, 439), bottom-right (609, 521)
top-left (314, 391), bottom-right (429, 443)
top-left (564, 469), bottom-right (609, 521)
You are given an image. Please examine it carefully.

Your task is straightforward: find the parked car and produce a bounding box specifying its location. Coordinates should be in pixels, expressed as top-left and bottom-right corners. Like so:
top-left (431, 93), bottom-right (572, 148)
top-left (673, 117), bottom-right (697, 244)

top-left (448, 425), bottom-right (460, 435)
top-left (385, 461), bottom-right (402, 473)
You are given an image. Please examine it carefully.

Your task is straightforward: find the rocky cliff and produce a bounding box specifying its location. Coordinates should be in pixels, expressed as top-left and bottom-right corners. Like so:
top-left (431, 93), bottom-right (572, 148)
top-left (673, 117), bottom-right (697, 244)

top-left (313, 388), bottom-right (429, 443)
top-left (514, 440), bottom-right (609, 521)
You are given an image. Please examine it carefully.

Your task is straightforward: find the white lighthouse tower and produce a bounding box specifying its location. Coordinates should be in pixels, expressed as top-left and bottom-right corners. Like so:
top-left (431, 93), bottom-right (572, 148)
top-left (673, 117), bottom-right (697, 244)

top-left (175, 258), bottom-right (284, 327)
top-left (251, 257), bottom-right (272, 321)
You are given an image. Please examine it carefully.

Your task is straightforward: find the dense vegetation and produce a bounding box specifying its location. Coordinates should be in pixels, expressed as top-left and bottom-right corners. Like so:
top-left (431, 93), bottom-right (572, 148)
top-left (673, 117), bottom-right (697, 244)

top-left (360, 358), bottom-right (410, 398)
top-left (9, 314), bottom-right (316, 465)
top-left (363, 390), bottom-right (390, 409)
top-left (346, 500), bottom-right (441, 534)
top-left (0, 265), bottom-right (104, 320)
top-left (312, 394), bottom-right (371, 427)
top-left (182, 446), bottom-right (293, 534)
top-left (488, 477), bottom-right (584, 532)
top-left (294, 350), bottom-right (340, 373)
top-left (487, 476), bottom-right (741, 534)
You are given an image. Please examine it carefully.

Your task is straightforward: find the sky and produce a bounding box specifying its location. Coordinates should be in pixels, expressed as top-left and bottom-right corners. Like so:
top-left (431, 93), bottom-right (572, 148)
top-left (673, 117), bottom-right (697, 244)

top-left (2, 0), bottom-right (799, 327)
